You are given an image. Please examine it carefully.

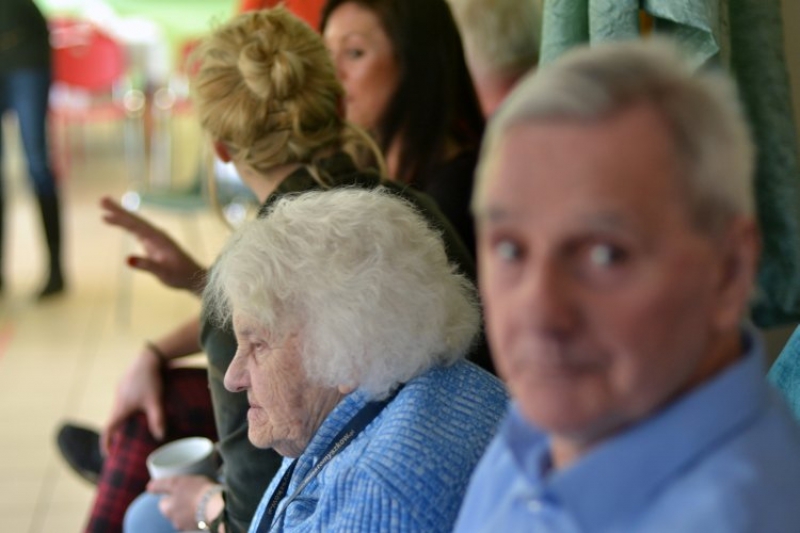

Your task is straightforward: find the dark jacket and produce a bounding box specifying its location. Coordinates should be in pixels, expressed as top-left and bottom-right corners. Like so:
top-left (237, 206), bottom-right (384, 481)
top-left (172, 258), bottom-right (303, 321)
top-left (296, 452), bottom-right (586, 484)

top-left (0, 0), bottom-right (50, 74)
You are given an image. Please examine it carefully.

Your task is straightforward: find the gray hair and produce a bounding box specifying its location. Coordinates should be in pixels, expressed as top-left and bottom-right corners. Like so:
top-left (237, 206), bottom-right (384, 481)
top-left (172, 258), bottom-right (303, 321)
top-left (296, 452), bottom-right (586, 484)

top-left (448, 0), bottom-right (540, 75)
top-left (475, 39), bottom-right (756, 235)
top-left (205, 188), bottom-right (480, 399)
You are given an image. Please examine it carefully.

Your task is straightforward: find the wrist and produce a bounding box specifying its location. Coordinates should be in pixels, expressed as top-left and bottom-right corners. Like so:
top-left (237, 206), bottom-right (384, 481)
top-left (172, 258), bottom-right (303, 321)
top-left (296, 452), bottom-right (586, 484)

top-left (144, 341), bottom-right (168, 365)
top-left (196, 484), bottom-right (225, 531)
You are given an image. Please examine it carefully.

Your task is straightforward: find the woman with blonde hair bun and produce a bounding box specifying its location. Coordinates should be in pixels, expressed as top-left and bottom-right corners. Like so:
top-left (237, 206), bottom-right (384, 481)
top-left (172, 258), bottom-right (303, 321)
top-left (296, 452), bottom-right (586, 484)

top-left (71, 7), bottom-right (479, 533)
top-left (192, 6), bottom-right (386, 201)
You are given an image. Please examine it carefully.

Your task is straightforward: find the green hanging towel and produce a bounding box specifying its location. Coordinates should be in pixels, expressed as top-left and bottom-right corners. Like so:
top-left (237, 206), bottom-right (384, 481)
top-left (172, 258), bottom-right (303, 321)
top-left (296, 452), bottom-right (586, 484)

top-left (540, 0), bottom-right (800, 327)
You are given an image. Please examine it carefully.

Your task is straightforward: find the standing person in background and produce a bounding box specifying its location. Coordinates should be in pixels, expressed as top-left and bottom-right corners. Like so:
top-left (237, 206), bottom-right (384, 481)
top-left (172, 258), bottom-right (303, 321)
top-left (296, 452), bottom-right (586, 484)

top-left (447, 0), bottom-right (540, 117)
top-left (321, 0), bottom-right (485, 254)
top-left (0, 0), bottom-right (65, 298)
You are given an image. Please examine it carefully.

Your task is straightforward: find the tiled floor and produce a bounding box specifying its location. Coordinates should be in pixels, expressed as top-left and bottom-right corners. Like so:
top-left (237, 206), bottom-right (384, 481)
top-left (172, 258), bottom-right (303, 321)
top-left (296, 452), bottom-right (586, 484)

top-left (0, 117), bottom-right (230, 531)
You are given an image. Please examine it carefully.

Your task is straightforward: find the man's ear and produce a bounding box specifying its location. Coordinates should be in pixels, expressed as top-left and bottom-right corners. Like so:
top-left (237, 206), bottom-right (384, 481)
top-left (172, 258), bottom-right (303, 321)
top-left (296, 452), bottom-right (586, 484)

top-left (213, 141), bottom-right (232, 162)
top-left (712, 216), bottom-right (761, 330)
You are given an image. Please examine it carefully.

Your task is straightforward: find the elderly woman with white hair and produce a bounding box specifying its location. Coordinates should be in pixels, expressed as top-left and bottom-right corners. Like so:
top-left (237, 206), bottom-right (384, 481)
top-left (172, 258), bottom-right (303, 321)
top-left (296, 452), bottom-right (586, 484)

top-left (204, 187), bottom-right (508, 533)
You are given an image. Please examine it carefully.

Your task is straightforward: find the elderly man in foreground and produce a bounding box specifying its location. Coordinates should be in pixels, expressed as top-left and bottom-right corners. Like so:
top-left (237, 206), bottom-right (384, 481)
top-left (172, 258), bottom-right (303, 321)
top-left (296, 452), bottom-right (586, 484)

top-left (206, 188), bottom-right (507, 532)
top-left (455, 40), bottom-right (800, 532)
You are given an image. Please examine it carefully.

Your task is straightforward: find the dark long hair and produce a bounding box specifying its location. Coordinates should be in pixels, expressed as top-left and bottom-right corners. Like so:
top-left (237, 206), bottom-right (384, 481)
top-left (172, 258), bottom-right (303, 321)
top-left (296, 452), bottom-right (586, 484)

top-left (321, 0), bottom-right (485, 187)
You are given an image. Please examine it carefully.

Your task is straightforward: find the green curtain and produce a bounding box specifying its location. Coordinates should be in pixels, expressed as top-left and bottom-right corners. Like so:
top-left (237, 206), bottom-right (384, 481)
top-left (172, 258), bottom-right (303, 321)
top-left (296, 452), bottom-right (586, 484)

top-left (540, 0), bottom-right (800, 327)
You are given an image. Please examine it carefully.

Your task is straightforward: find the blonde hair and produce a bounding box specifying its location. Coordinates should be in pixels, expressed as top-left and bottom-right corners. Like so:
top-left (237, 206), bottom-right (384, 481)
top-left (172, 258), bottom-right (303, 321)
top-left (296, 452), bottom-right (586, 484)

top-left (192, 7), bottom-right (384, 181)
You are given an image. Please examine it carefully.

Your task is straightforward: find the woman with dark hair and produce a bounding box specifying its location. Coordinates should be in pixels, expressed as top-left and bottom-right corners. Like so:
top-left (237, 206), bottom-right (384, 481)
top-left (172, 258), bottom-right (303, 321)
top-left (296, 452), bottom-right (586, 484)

top-left (322, 0), bottom-right (484, 252)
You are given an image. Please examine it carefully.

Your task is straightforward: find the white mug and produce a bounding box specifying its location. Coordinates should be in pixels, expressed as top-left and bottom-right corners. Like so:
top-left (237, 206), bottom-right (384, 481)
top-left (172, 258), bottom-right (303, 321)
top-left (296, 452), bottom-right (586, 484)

top-left (146, 437), bottom-right (218, 480)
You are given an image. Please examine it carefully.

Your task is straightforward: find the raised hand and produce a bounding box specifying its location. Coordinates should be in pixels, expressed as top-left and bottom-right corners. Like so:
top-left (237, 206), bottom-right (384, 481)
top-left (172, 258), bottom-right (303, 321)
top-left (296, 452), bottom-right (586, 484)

top-left (101, 196), bottom-right (208, 295)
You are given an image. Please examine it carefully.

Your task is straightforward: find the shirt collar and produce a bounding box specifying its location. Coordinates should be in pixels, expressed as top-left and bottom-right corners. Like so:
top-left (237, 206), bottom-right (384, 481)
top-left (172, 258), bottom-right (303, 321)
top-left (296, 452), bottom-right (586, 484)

top-left (300, 391), bottom-right (369, 463)
top-left (506, 327), bottom-right (769, 531)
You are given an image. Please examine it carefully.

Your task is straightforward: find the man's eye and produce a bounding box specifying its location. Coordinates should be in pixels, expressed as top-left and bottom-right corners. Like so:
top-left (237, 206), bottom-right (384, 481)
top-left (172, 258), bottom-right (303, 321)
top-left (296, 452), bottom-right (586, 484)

top-left (589, 243), bottom-right (626, 267)
top-left (496, 240), bottom-right (522, 262)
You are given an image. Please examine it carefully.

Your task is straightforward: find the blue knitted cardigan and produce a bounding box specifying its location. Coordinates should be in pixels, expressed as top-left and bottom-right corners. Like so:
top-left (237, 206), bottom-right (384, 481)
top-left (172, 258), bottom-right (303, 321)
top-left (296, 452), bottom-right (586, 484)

top-left (248, 360), bottom-right (508, 533)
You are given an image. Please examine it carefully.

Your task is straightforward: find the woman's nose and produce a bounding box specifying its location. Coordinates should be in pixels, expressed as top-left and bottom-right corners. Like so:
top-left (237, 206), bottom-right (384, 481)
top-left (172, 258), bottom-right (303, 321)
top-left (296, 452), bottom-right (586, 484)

top-left (223, 351), bottom-right (249, 393)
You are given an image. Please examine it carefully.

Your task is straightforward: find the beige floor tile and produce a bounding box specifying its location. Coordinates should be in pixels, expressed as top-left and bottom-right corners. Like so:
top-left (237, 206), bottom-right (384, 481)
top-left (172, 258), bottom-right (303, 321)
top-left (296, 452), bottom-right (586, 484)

top-left (0, 477), bottom-right (44, 513)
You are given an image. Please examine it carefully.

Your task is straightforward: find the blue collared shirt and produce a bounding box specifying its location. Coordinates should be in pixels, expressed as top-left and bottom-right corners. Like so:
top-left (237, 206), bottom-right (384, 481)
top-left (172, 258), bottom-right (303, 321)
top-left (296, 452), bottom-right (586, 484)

top-left (454, 333), bottom-right (800, 532)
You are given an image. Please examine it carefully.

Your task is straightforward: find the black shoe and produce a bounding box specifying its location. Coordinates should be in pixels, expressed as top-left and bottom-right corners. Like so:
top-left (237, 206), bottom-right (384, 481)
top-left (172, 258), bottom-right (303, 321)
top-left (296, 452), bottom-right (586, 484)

top-left (56, 423), bottom-right (103, 485)
top-left (37, 273), bottom-right (65, 300)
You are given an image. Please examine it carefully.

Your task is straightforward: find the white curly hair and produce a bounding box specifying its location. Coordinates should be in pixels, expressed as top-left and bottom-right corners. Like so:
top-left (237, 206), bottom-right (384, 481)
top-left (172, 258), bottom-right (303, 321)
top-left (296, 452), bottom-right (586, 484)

top-left (205, 187), bottom-right (481, 399)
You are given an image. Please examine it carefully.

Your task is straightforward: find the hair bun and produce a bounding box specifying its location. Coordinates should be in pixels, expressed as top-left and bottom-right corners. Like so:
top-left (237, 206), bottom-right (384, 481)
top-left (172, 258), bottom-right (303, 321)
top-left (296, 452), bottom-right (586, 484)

top-left (238, 36), bottom-right (305, 102)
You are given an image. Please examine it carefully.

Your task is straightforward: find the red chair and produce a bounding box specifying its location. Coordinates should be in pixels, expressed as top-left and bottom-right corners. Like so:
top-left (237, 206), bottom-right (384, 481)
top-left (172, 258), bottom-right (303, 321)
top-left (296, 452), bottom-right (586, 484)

top-left (52, 22), bottom-right (124, 92)
top-left (49, 19), bottom-right (145, 177)
top-left (239, 0), bottom-right (324, 28)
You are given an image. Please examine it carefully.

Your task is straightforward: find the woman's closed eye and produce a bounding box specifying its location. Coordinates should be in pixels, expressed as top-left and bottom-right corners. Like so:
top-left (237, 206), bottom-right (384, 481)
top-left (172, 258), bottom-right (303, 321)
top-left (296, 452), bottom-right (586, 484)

top-left (250, 341), bottom-right (265, 351)
top-left (239, 338), bottom-right (270, 358)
